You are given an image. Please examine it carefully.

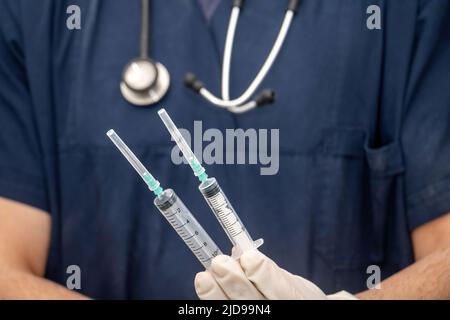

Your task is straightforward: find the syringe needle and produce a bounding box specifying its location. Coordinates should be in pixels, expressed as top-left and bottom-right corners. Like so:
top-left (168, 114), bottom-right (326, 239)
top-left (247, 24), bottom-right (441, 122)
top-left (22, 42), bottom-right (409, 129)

top-left (158, 108), bottom-right (208, 182)
top-left (106, 129), bottom-right (163, 196)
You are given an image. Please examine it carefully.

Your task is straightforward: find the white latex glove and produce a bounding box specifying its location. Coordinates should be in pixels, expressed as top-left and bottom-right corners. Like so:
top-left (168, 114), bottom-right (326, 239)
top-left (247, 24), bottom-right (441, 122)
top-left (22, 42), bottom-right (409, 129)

top-left (195, 250), bottom-right (333, 300)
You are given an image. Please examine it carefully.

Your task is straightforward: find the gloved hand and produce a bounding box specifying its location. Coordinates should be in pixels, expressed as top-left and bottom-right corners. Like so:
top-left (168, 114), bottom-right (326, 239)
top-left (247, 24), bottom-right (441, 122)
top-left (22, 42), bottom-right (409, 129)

top-left (195, 249), bottom-right (334, 300)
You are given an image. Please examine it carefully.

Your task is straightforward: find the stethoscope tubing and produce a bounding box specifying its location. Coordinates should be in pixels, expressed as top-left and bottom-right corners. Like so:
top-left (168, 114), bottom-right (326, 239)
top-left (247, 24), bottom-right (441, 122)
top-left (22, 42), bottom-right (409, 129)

top-left (121, 0), bottom-right (299, 112)
top-left (221, 6), bottom-right (240, 101)
top-left (184, 0), bottom-right (299, 113)
top-left (203, 9), bottom-right (295, 109)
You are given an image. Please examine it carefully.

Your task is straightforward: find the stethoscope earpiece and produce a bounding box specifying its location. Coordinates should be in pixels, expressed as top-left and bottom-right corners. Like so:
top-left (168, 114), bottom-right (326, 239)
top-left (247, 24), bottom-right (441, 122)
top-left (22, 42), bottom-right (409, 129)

top-left (254, 89), bottom-right (275, 107)
top-left (184, 73), bottom-right (204, 93)
top-left (184, 73), bottom-right (275, 109)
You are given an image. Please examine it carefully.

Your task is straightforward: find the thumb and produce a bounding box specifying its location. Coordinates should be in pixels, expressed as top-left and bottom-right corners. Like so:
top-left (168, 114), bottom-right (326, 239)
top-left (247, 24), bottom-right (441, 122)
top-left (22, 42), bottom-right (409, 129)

top-left (194, 271), bottom-right (228, 300)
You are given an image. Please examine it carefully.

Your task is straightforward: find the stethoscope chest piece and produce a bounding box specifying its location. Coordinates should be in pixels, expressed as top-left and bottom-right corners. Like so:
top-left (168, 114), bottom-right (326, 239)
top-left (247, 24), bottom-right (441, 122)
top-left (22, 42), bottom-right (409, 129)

top-left (120, 58), bottom-right (170, 106)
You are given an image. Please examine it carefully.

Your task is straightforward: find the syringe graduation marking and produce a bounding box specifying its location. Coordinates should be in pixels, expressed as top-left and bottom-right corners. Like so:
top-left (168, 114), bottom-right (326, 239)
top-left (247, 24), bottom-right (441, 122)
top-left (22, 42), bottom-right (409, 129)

top-left (207, 193), bottom-right (244, 237)
top-left (107, 129), bottom-right (221, 268)
top-left (163, 207), bottom-right (213, 262)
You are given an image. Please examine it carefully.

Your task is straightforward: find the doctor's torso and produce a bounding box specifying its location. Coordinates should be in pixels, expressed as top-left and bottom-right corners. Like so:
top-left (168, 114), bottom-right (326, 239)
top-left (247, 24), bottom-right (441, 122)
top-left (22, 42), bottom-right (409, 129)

top-left (6, 0), bottom-right (433, 298)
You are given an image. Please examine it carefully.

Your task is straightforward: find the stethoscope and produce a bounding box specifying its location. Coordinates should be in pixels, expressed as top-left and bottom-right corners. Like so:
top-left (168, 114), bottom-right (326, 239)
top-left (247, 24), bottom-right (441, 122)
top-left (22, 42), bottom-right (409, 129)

top-left (121, 0), bottom-right (299, 113)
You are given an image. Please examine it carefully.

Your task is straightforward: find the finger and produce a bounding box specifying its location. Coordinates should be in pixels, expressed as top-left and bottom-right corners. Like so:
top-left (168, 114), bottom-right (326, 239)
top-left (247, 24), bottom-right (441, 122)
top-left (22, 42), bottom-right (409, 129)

top-left (240, 250), bottom-right (294, 299)
top-left (195, 271), bottom-right (228, 300)
top-left (210, 255), bottom-right (264, 300)
top-left (240, 250), bottom-right (325, 299)
top-left (231, 246), bottom-right (239, 258)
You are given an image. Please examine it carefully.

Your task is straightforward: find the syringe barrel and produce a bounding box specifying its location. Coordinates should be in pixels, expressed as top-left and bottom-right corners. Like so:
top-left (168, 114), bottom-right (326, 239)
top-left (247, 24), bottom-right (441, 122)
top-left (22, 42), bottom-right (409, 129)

top-left (154, 189), bottom-right (222, 269)
top-left (199, 178), bottom-right (257, 252)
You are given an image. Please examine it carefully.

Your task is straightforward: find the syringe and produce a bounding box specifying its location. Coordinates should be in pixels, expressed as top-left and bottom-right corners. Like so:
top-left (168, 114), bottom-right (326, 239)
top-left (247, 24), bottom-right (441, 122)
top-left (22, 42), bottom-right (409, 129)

top-left (157, 109), bottom-right (263, 256)
top-left (107, 129), bottom-right (222, 269)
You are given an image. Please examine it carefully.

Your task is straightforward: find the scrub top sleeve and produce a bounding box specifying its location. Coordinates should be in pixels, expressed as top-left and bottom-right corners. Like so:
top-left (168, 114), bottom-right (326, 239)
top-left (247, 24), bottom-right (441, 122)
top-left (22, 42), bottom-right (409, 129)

top-left (402, 1), bottom-right (450, 231)
top-left (0, 2), bottom-right (49, 212)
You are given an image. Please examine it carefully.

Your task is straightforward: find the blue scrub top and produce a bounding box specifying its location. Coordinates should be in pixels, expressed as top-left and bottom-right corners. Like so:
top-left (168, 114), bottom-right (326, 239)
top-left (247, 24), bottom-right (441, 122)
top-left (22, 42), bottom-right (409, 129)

top-left (1, 0), bottom-right (450, 299)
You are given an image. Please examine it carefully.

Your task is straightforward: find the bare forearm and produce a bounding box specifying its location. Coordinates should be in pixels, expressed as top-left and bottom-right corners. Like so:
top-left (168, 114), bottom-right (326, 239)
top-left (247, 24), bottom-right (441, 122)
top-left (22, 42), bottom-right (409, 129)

top-left (357, 246), bottom-right (450, 299)
top-left (0, 267), bottom-right (88, 300)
